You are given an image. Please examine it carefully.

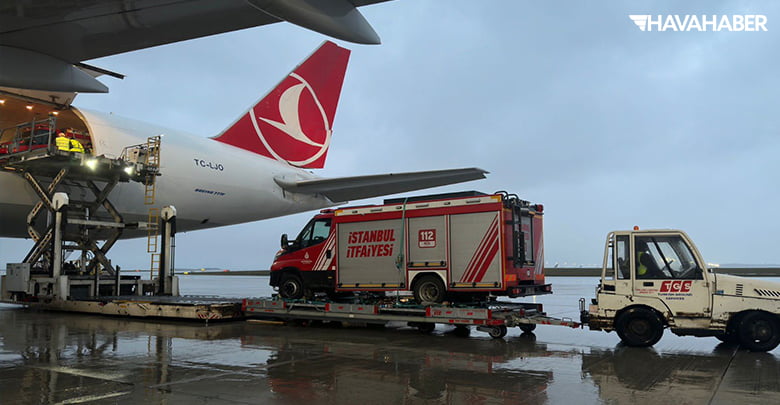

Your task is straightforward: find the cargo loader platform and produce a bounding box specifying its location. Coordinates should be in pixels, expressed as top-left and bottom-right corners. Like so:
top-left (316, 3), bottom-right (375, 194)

top-left (0, 131), bottom-right (215, 320)
top-left (8, 295), bottom-right (245, 321)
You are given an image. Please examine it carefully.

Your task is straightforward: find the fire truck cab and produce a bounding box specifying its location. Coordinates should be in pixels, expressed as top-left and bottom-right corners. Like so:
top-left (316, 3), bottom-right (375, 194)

top-left (583, 229), bottom-right (780, 351)
top-left (270, 191), bottom-right (551, 303)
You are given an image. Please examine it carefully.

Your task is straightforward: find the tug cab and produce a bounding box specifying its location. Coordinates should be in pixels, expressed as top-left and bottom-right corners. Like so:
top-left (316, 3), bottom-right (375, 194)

top-left (583, 229), bottom-right (780, 351)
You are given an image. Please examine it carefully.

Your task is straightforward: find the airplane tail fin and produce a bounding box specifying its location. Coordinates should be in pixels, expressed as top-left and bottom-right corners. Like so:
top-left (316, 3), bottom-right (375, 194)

top-left (213, 41), bottom-right (350, 169)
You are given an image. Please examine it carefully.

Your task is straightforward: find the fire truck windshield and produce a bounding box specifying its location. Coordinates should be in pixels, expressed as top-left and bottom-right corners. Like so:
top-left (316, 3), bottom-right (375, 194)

top-left (296, 218), bottom-right (332, 249)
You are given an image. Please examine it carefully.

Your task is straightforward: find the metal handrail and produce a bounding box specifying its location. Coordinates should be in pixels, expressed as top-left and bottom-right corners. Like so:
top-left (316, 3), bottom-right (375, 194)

top-left (0, 115), bottom-right (57, 157)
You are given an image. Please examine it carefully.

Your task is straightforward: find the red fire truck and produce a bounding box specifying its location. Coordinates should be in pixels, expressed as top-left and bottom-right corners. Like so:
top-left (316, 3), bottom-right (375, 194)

top-left (270, 191), bottom-right (551, 303)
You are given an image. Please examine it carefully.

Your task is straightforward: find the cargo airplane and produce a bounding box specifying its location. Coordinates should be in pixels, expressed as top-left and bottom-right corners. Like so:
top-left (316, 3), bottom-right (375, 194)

top-left (0, 41), bottom-right (487, 238)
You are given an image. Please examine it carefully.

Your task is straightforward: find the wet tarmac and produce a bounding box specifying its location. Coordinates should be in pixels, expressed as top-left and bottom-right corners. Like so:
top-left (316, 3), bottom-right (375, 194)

top-left (1, 276), bottom-right (779, 404)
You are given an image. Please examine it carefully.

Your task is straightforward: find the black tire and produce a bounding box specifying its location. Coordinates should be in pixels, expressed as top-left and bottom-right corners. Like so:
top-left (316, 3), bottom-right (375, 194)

top-left (279, 273), bottom-right (305, 299)
top-left (716, 316), bottom-right (741, 344)
top-left (519, 324), bottom-right (537, 333)
top-left (417, 323), bottom-right (436, 333)
top-left (738, 311), bottom-right (780, 352)
top-left (413, 275), bottom-right (446, 304)
top-left (615, 307), bottom-right (664, 347)
top-left (453, 325), bottom-right (471, 337)
top-left (488, 325), bottom-right (508, 339)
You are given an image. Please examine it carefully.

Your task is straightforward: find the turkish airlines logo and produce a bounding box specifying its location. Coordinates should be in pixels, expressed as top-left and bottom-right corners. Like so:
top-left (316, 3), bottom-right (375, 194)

top-left (249, 72), bottom-right (331, 167)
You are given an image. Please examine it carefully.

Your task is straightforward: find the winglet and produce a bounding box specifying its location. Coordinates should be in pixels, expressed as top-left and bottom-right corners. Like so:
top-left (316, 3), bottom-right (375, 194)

top-left (213, 41), bottom-right (350, 168)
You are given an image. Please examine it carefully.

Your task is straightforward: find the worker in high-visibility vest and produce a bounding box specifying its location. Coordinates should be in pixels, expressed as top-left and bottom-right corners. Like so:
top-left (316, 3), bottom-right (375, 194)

top-left (68, 136), bottom-right (85, 153)
top-left (637, 250), bottom-right (649, 278)
top-left (636, 240), bottom-right (661, 278)
top-left (55, 132), bottom-right (70, 151)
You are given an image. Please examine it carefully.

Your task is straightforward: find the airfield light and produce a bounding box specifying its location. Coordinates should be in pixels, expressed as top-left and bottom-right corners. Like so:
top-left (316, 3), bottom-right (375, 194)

top-left (85, 158), bottom-right (98, 170)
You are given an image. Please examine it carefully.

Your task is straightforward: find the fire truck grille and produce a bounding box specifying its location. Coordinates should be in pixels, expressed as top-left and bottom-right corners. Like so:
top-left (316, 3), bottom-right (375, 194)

top-left (754, 288), bottom-right (780, 298)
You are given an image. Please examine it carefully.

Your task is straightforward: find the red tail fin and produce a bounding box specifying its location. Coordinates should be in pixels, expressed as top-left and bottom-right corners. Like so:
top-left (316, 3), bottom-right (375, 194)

top-left (214, 41), bottom-right (350, 168)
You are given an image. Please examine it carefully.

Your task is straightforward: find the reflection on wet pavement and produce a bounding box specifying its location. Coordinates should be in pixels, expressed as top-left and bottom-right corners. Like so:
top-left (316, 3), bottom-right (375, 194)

top-left (2, 306), bottom-right (780, 405)
top-left (2, 276), bottom-right (780, 404)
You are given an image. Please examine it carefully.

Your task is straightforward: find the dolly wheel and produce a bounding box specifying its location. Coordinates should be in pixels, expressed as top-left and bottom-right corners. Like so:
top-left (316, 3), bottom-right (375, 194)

top-left (417, 323), bottom-right (436, 333)
top-left (488, 325), bottom-right (508, 339)
top-left (408, 322), bottom-right (436, 333)
top-left (519, 324), bottom-right (537, 333)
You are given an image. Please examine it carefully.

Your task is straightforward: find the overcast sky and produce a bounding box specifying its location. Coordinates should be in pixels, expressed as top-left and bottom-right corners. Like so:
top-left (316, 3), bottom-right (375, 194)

top-left (2, 0), bottom-right (779, 269)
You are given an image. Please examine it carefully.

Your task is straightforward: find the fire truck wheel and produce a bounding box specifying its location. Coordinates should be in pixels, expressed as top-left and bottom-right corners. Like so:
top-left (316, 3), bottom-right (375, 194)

top-left (738, 311), bottom-right (780, 352)
top-left (279, 273), bottom-right (305, 299)
top-left (615, 307), bottom-right (664, 347)
top-left (413, 275), bottom-right (446, 304)
top-left (519, 324), bottom-right (536, 333)
top-left (488, 325), bottom-right (508, 339)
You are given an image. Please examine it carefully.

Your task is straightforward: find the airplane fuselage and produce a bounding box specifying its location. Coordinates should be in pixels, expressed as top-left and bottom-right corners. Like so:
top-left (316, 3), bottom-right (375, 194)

top-left (0, 108), bottom-right (333, 238)
top-left (1, 41), bottom-right (487, 241)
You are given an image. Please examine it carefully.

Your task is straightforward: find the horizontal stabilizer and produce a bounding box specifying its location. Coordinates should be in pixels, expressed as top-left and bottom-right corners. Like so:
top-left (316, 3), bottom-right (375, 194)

top-left (274, 168), bottom-right (488, 202)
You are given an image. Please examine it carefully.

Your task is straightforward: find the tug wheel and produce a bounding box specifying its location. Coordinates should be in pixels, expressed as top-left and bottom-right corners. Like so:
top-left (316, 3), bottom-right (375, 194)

top-left (738, 311), bottom-right (780, 352)
top-left (615, 307), bottom-right (664, 347)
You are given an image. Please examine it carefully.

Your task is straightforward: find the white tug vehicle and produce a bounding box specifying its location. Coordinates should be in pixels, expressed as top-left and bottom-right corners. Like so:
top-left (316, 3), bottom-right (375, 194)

top-left (582, 229), bottom-right (780, 351)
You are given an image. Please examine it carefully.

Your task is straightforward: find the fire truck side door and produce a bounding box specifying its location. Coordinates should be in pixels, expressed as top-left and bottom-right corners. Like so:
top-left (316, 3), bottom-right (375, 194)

top-left (408, 216), bottom-right (447, 268)
top-left (289, 218), bottom-right (332, 270)
top-left (631, 234), bottom-right (711, 326)
top-left (450, 212), bottom-right (502, 289)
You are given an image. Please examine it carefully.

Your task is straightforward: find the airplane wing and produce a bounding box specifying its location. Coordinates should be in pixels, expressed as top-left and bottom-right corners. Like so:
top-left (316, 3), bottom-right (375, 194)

top-left (274, 168), bottom-right (489, 202)
top-left (0, 0), bottom-right (391, 93)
